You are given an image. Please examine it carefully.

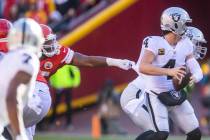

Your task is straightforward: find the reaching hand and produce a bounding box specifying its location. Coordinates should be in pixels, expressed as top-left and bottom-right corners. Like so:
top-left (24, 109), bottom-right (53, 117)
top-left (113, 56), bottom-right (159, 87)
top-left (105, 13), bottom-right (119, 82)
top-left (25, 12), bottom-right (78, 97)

top-left (116, 59), bottom-right (135, 70)
top-left (106, 58), bottom-right (135, 70)
top-left (131, 63), bottom-right (139, 74)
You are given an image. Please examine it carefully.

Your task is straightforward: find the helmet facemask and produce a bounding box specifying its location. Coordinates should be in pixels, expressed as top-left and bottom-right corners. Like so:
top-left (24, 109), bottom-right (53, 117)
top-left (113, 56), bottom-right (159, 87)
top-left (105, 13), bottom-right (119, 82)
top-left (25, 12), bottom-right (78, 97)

top-left (0, 38), bottom-right (8, 42)
top-left (185, 26), bottom-right (207, 60)
top-left (172, 20), bottom-right (188, 36)
top-left (192, 40), bottom-right (207, 59)
top-left (42, 34), bottom-right (59, 57)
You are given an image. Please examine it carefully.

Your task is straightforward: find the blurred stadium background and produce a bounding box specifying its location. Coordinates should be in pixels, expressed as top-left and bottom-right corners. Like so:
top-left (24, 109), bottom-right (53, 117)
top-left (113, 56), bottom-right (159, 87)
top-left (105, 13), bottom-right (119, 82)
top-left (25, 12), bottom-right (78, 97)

top-left (1, 0), bottom-right (210, 139)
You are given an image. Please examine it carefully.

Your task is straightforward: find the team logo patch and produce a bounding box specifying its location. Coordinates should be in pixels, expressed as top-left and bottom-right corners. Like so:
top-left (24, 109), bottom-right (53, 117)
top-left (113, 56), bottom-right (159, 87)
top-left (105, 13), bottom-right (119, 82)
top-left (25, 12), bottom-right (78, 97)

top-left (158, 48), bottom-right (165, 55)
top-left (41, 71), bottom-right (50, 76)
top-left (44, 61), bottom-right (53, 69)
top-left (169, 90), bottom-right (181, 100)
top-left (186, 30), bottom-right (193, 40)
top-left (171, 13), bottom-right (181, 22)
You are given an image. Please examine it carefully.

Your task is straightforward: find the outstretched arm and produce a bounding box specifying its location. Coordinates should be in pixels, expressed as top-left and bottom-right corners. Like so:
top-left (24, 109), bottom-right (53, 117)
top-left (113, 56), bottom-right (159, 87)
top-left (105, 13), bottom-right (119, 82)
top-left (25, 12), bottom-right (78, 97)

top-left (71, 52), bottom-right (134, 70)
top-left (71, 52), bottom-right (107, 67)
top-left (6, 71), bottom-right (31, 140)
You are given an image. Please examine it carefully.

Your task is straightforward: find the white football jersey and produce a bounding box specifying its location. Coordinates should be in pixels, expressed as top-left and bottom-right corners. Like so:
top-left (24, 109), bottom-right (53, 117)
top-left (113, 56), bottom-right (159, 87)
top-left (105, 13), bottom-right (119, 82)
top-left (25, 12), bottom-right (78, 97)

top-left (131, 38), bottom-right (148, 89)
top-left (0, 49), bottom-right (39, 130)
top-left (143, 36), bottom-right (193, 93)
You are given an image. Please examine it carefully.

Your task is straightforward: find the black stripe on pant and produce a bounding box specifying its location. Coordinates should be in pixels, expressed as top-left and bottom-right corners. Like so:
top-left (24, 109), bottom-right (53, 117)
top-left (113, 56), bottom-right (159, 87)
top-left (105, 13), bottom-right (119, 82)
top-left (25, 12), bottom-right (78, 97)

top-left (136, 89), bottom-right (141, 99)
top-left (146, 92), bottom-right (159, 131)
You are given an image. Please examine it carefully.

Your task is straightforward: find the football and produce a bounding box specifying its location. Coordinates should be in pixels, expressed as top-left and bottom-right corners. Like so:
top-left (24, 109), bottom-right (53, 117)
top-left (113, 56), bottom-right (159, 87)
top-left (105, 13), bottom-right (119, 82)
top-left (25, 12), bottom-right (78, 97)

top-left (172, 68), bottom-right (192, 91)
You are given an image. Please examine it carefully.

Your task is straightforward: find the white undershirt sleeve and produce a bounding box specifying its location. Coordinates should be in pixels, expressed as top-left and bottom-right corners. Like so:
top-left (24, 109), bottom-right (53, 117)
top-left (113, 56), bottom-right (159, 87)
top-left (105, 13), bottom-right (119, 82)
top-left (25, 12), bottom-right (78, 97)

top-left (62, 48), bottom-right (75, 64)
top-left (186, 57), bottom-right (203, 83)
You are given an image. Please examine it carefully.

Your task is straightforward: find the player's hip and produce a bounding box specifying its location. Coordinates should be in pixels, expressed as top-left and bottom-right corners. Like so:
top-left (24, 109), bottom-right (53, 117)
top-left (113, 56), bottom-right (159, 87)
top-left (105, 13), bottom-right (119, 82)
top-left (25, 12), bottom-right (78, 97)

top-left (35, 81), bottom-right (50, 93)
top-left (145, 84), bottom-right (175, 94)
top-left (129, 76), bottom-right (146, 89)
top-left (121, 83), bottom-right (144, 105)
top-left (121, 83), bottom-right (146, 114)
top-left (23, 92), bottom-right (51, 127)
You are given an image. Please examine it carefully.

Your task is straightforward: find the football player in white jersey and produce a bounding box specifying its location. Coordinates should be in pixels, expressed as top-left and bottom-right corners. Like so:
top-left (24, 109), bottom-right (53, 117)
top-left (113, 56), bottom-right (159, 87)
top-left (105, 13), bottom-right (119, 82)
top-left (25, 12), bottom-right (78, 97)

top-left (0, 18), bottom-right (44, 140)
top-left (185, 26), bottom-right (207, 60)
top-left (137, 7), bottom-right (203, 140)
top-left (121, 24), bottom-right (207, 140)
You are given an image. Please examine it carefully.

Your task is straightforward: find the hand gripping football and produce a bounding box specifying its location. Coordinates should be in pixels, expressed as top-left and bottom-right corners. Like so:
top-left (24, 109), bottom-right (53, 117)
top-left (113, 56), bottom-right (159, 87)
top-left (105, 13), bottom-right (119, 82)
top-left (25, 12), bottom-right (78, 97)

top-left (172, 67), bottom-right (191, 91)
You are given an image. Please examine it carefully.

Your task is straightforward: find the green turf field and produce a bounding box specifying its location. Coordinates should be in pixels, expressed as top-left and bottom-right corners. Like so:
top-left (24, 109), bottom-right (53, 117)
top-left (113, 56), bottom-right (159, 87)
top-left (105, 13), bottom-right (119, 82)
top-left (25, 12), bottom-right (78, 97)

top-left (34, 134), bottom-right (210, 140)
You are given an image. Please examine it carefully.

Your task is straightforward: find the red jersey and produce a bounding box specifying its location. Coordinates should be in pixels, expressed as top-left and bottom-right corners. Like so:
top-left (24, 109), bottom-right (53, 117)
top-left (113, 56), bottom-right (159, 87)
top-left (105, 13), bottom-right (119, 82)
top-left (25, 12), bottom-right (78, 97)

top-left (39, 46), bottom-right (74, 79)
top-left (0, 42), bottom-right (8, 53)
top-left (36, 70), bottom-right (48, 83)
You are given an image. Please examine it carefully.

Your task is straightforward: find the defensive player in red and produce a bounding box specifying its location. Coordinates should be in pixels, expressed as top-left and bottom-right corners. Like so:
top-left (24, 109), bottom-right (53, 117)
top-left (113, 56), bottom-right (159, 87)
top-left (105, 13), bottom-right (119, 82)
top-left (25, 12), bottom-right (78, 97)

top-left (23, 24), bottom-right (134, 140)
top-left (0, 19), bottom-right (12, 54)
top-left (0, 18), bottom-right (13, 140)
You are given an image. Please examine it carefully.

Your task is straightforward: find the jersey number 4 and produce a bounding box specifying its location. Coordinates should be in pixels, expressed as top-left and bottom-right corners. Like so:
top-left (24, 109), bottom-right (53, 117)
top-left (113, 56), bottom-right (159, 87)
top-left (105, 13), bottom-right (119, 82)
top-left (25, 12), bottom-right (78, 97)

top-left (163, 59), bottom-right (176, 80)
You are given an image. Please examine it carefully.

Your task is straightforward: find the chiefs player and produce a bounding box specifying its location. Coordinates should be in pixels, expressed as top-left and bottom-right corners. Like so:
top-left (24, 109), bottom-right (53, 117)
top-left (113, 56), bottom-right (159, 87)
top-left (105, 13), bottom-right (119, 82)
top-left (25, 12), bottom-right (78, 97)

top-left (0, 19), bottom-right (12, 54)
top-left (23, 24), bottom-right (134, 139)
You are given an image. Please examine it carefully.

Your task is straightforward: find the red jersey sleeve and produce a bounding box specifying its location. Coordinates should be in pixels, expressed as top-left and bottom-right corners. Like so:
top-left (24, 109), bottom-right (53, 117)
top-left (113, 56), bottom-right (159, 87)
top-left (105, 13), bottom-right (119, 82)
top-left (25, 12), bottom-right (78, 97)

top-left (36, 70), bottom-right (48, 84)
top-left (0, 42), bottom-right (8, 53)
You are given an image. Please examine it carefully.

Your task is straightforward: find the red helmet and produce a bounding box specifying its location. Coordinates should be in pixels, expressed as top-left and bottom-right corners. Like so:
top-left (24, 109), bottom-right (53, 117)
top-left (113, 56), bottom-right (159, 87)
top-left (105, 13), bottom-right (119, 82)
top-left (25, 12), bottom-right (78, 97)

top-left (40, 24), bottom-right (58, 57)
top-left (0, 19), bottom-right (12, 53)
top-left (0, 19), bottom-right (12, 39)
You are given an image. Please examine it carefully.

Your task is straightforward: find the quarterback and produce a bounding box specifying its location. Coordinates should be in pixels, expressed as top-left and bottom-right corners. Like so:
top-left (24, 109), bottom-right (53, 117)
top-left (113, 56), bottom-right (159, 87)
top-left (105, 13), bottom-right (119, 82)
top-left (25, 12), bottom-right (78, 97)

top-left (121, 25), bottom-right (207, 140)
top-left (138, 7), bottom-right (203, 140)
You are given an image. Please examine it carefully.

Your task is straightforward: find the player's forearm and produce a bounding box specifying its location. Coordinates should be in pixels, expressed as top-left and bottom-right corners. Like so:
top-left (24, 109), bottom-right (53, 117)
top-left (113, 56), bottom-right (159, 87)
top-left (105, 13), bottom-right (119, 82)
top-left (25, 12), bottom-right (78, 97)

top-left (86, 56), bottom-right (108, 67)
top-left (6, 90), bottom-right (21, 136)
top-left (140, 63), bottom-right (169, 76)
top-left (72, 53), bottom-right (107, 67)
top-left (7, 97), bottom-right (27, 140)
top-left (72, 52), bottom-right (133, 70)
top-left (186, 58), bottom-right (203, 83)
top-left (6, 71), bottom-right (31, 138)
